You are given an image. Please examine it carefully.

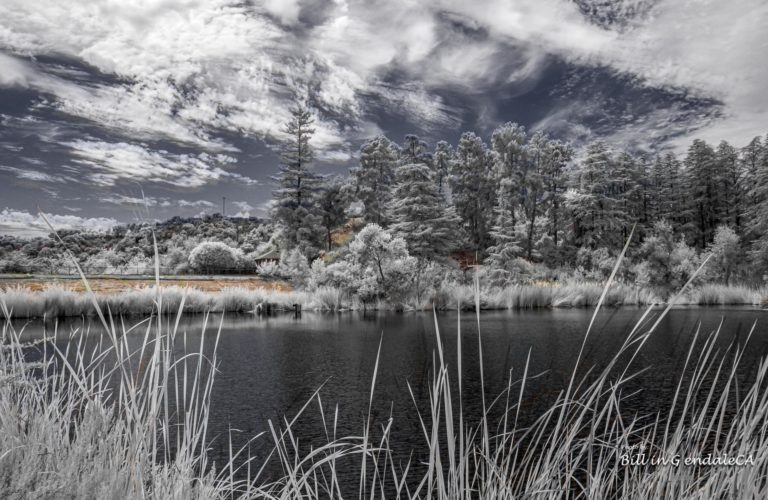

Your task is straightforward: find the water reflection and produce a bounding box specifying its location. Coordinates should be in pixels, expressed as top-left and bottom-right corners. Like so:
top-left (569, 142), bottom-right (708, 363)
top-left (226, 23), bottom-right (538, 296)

top-left (12, 306), bottom-right (768, 483)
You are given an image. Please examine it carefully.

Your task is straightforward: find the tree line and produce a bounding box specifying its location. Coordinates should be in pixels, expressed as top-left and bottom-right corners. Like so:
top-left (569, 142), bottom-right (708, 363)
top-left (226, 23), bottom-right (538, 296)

top-left (272, 103), bottom-right (768, 285)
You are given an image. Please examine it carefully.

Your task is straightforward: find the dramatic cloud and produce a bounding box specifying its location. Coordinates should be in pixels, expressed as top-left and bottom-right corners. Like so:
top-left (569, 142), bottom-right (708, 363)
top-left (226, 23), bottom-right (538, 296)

top-left (0, 0), bottom-right (765, 219)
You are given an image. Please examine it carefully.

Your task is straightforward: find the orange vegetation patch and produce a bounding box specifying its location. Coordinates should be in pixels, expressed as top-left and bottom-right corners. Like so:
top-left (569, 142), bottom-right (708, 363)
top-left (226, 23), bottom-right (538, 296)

top-left (330, 217), bottom-right (365, 247)
top-left (450, 250), bottom-right (483, 270)
top-left (0, 277), bottom-right (292, 293)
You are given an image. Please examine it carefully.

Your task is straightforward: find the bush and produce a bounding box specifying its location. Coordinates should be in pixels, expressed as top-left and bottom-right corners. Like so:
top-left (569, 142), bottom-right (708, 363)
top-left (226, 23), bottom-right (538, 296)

top-left (256, 260), bottom-right (281, 278)
top-left (188, 242), bottom-right (241, 273)
top-left (309, 259), bottom-right (357, 292)
top-left (279, 249), bottom-right (310, 287)
top-left (0, 251), bottom-right (31, 273)
top-left (635, 220), bottom-right (702, 291)
top-left (163, 246), bottom-right (190, 273)
top-left (706, 225), bottom-right (741, 284)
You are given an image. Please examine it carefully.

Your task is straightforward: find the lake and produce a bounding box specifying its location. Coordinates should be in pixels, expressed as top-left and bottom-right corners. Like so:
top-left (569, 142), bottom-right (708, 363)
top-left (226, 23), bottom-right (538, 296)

top-left (14, 306), bottom-right (768, 486)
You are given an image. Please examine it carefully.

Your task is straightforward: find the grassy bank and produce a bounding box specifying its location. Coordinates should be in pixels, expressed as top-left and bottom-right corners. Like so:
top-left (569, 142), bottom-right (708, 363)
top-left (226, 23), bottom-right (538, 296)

top-left (1, 281), bottom-right (765, 319)
top-left (2, 261), bottom-right (768, 497)
top-left (0, 275), bottom-right (290, 293)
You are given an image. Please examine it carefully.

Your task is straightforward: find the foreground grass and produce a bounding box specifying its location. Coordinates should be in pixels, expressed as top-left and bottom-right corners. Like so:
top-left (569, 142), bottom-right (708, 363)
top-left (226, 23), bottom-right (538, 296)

top-left (2, 243), bottom-right (768, 497)
top-left (1, 280), bottom-right (765, 319)
top-left (0, 299), bottom-right (224, 498)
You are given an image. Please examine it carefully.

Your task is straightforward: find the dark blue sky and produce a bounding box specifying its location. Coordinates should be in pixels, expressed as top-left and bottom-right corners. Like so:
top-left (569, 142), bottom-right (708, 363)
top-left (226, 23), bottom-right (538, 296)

top-left (0, 0), bottom-right (765, 236)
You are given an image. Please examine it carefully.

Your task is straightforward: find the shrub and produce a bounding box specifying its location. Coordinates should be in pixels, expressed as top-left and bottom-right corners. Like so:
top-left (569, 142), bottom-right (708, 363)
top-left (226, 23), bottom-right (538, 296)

top-left (309, 258), bottom-right (358, 293)
top-left (256, 260), bottom-right (281, 278)
top-left (635, 220), bottom-right (702, 291)
top-left (706, 225), bottom-right (741, 284)
top-left (279, 249), bottom-right (310, 287)
top-left (188, 242), bottom-right (241, 273)
top-left (163, 246), bottom-right (190, 273)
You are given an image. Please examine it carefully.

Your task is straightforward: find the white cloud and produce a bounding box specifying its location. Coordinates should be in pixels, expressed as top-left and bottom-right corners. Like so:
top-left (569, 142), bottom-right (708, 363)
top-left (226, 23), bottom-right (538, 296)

top-left (99, 194), bottom-right (225, 214)
top-left (0, 0), bottom-right (765, 162)
top-left (0, 1), bottom-right (355, 154)
top-left (99, 194), bottom-right (165, 207)
top-left (255, 199), bottom-right (275, 217)
top-left (263, 0), bottom-right (301, 25)
top-left (230, 200), bottom-right (254, 217)
top-left (0, 165), bottom-right (67, 183)
top-left (0, 52), bottom-right (32, 87)
top-left (0, 208), bottom-right (117, 237)
top-left (446, 0), bottom-right (768, 147)
top-left (582, 0), bottom-right (768, 147)
top-left (66, 140), bottom-right (255, 188)
top-left (0, 0), bottom-right (457, 157)
top-left (178, 199), bottom-right (216, 208)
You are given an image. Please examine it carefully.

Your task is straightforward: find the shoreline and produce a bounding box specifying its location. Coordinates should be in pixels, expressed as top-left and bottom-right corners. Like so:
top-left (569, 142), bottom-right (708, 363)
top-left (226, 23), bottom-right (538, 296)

top-left (1, 281), bottom-right (765, 319)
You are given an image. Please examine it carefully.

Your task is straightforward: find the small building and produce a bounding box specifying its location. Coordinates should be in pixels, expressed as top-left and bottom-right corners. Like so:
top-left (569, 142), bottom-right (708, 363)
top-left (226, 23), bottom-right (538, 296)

top-left (450, 249), bottom-right (482, 270)
top-left (254, 246), bottom-right (280, 265)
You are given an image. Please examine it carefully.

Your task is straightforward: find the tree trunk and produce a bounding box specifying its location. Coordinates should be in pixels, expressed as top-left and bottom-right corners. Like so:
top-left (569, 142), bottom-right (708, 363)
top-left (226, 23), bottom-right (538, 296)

top-left (415, 259), bottom-right (423, 304)
top-left (526, 191), bottom-right (538, 260)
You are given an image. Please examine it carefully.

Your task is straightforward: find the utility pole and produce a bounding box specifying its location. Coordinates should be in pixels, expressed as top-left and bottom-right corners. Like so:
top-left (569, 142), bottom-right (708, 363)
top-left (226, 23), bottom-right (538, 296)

top-left (222, 196), bottom-right (227, 217)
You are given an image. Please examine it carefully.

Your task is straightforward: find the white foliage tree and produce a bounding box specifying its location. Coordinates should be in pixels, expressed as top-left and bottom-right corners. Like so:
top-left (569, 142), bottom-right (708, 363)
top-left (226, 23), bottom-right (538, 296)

top-left (348, 224), bottom-right (416, 303)
top-left (353, 136), bottom-right (400, 226)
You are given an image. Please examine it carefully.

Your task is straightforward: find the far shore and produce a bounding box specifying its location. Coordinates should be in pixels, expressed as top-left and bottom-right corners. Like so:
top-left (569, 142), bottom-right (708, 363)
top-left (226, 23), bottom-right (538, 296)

top-left (1, 277), bottom-right (765, 320)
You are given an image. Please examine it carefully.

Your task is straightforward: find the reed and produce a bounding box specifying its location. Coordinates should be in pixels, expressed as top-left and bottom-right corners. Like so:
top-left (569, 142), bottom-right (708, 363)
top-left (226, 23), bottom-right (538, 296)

top-left (6, 280), bottom-right (768, 319)
top-left (686, 283), bottom-right (766, 306)
top-left (2, 231), bottom-right (768, 497)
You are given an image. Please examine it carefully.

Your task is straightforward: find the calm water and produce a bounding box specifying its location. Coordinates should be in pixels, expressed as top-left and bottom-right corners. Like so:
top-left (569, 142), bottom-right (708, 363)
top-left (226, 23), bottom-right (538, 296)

top-left (14, 306), bottom-right (768, 484)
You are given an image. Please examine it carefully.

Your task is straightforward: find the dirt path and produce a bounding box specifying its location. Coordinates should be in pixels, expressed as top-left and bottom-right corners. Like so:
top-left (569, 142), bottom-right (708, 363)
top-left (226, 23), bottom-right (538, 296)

top-left (0, 276), bottom-right (291, 293)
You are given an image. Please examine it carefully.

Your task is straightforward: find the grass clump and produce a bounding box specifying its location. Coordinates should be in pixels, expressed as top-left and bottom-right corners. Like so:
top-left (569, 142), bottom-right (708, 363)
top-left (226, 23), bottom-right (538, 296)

top-left (687, 283), bottom-right (766, 305)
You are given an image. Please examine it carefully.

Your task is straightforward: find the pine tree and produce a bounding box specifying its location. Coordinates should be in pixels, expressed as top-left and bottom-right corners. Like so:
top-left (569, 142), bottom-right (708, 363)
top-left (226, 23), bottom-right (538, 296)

top-left (389, 162), bottom-right (459, 300)
top-left (449, 132), bottom-right (496, 253)
top-left (401, 134), bottom-right (431, 166)
top-left (640, 154), bottom-right (657, 225)
top-left (715, 140), bottom-right (743, 230)
top-left (657, 153), bottom-right (683, 229)
top-left (566, 141), bottom-right (625, 249)
top-left (389, 163), bottom-right (459, 260)
top-left (520, 132), bottom-right (549, 259)
top-left (271, 104), bottom-right (324, 256)
top-left (488, 179), bottom-right (523, 268)
top-left (353, 136), bottom-right (400, 226)
top-left (318, 176), bottom-right (349, 251)
top-left (684, 139), bottom-right (720, 248)
top-left (741, 136), bottom-right (765, 228)
top-left (541, 139), bottom-right (572, 249)
top-left (613, 151), bottom-right (643, 242)
top-left (487, 123), bottom-right (527, 262)
top-left (746, 138), bottom-right (768, 270)
top-left (433, 140), bottom-right (452, 203)
top-left (491, 123), bottom-right (528, 229)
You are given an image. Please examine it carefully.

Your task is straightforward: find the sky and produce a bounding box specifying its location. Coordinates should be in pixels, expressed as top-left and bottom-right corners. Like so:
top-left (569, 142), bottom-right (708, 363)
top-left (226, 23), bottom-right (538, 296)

top-left (1, 0), bottom-right (767, 236)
